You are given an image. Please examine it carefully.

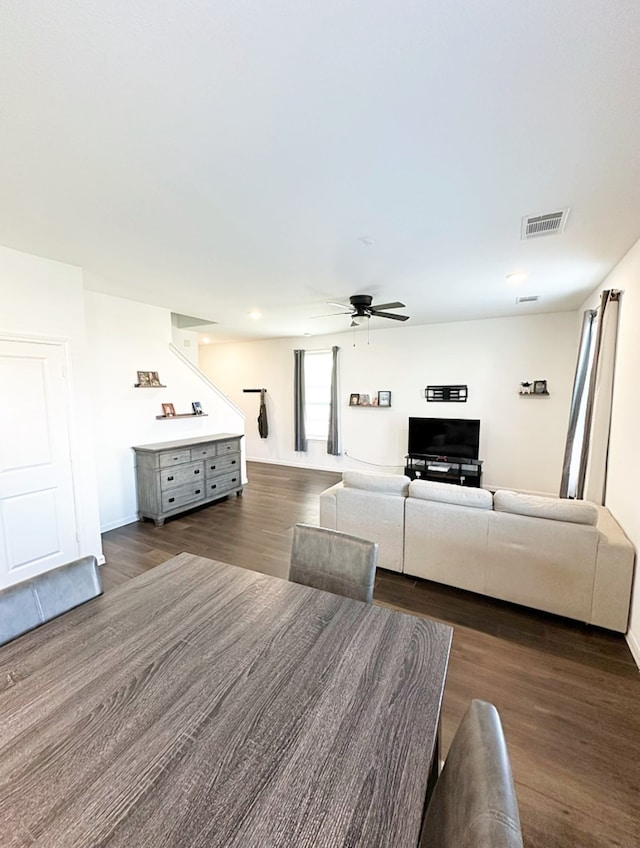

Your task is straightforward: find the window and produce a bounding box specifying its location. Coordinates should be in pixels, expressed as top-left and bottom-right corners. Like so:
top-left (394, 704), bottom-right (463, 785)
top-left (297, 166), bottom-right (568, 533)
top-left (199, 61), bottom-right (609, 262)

top-left (304, 350), bottom-right (332, 439)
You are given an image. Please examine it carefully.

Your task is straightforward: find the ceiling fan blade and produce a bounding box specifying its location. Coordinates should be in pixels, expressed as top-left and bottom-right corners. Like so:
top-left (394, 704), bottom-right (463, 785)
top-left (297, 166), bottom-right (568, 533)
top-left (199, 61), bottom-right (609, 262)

top-left (369, 301), bottom-right (405, 311)
top-left (326, 300), bottom-right (349, 309)
top-left (371, 310), bottom-right (410, 321)
top-left (311, 310), bottom-right (352, 319)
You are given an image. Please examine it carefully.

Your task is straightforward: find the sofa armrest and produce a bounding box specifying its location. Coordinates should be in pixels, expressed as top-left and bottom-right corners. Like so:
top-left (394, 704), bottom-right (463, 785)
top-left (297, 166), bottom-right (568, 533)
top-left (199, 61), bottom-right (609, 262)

top-left (591, 505), bottom-right (636, 632)
top-left (319, 482), bottom-right (343, 529)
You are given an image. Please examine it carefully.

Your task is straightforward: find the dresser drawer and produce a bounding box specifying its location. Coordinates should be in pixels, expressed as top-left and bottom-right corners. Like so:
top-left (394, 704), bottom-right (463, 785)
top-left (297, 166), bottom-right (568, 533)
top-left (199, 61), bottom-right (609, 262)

top-left (159, 450), bottom-right (191, 469)
top-left (205, 453), bottom-right (240, 477)
top-left (190, 444), bottom-right (218, 460)
top-left (161, 484), bottom-right (206, 512)
top-left (206, 471), bottom-right (241, 497)
top-left (160, 462), bottom-right (204, 490)
top-left (217, 440), bottom-right (240, 454)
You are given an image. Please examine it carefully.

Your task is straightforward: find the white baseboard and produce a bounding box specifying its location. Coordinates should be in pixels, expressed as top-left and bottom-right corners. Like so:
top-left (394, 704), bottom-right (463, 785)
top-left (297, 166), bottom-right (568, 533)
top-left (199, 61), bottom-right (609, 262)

top-left (626, 629), bottom-right (640, 671)
top-left (246, 456), bottom-right (347, 474)
top-left (100, 513), bottom-right (140, 533)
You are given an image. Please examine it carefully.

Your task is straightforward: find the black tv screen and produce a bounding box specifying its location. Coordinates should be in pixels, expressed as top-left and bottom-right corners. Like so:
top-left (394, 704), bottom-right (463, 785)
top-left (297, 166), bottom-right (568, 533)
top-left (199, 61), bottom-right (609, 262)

top-left (408, 417), bottom-right (480, 460)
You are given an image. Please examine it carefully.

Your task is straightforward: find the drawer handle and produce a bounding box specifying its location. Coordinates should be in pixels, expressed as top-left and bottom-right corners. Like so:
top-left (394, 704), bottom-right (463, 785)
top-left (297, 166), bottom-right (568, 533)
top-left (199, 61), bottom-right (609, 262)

top-left (211, 484), bottom-right (217, 490)
top-left (209, 464), bottom-right (216, 471)
top-left (167, 475), bottom-right (174, 481)
top-left (231, 477), bottom-right (237, 483)
top-left (173, 456), bottom-right (179, 460)
top-left (168, 497), bottom-right (175, 503)
top-left (231, 459), bottom-right (237, 465)
top-left (194, 469), bottom-right (200, 475)
top-left (195, 489), bottom-right (201, 495)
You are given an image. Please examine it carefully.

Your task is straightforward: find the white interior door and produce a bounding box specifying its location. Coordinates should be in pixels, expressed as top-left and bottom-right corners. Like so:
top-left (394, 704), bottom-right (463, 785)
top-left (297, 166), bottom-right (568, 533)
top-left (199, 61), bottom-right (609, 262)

top-left (0, 339), bottom-right (79, 588)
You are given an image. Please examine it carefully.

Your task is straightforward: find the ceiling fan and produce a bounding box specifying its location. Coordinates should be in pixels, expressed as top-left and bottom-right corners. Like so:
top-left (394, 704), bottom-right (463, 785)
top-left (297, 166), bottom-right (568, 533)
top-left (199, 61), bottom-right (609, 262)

top-left (317, 294), bottom-right (410, 326)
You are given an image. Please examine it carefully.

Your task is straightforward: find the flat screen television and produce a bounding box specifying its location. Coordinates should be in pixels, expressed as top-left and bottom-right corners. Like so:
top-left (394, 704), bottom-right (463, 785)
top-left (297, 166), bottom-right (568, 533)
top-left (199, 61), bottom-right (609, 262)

top-left (408, 417), bottom-right (480, 460)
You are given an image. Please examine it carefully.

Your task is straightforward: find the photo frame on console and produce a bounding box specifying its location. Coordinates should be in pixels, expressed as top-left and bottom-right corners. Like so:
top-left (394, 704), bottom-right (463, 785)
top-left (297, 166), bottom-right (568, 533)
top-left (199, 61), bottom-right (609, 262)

top-left (349, 393), bottom-right (360, 406)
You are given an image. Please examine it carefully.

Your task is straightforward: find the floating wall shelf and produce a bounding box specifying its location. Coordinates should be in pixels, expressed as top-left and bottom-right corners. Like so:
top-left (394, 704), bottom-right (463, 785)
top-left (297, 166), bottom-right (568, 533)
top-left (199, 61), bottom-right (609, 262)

top-left (156, 413), bottom-right (209, 420)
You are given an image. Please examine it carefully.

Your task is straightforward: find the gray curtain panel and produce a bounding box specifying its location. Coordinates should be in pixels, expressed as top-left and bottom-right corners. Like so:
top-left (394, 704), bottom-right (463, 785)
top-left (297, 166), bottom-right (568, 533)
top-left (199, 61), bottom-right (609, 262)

top-left (294, 349), bottom-right (307, 452)
top-left (583, 290), bottom-right (620, 503)
top-left (560, 308), bottom-right (597, 498)
top-left (327, 345), bottom-right (340, 456)
top-left (560, 290), bottom-right (620, 500)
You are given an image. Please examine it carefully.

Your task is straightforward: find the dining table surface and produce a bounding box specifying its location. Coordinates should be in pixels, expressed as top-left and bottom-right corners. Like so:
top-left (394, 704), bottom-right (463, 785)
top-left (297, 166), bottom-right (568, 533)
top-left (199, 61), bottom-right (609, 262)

top-left (0, 552), bottom-right (453, 848)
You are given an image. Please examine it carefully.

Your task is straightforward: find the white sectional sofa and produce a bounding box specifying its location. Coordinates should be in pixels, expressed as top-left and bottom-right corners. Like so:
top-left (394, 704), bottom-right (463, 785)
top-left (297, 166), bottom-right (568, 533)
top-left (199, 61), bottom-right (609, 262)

top-left (319, 471), bottom-right (636, 633)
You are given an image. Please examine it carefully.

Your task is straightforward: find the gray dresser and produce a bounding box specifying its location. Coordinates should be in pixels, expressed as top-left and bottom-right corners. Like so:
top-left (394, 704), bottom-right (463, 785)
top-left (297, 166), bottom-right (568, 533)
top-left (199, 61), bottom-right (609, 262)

top-left (132, 434), bottom-right (243, 525)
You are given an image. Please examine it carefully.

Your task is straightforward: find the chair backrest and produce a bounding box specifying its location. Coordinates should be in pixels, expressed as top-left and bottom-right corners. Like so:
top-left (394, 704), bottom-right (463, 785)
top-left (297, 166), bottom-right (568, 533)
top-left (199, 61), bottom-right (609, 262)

top-left (0, 555), bottom-right (102, 647)
top-left (421, 699), bottom-right (523, 848)
top-left (289, 524), bottom-right (378, 603)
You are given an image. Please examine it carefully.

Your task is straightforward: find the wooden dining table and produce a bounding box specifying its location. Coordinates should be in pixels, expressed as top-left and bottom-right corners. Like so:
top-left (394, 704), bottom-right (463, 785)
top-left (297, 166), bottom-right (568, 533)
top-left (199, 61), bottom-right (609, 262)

top-left (0, 553), bottom-right (452, 848)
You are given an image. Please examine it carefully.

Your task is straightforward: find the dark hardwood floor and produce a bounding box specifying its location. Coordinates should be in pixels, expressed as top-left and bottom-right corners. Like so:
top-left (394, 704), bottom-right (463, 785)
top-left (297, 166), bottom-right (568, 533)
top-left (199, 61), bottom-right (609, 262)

top-left (102, 461), bottom-right (640, 848)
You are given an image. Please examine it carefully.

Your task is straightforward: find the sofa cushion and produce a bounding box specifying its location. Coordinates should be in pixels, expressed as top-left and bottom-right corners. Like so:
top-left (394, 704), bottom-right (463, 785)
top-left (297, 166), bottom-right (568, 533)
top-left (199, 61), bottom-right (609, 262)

top-left (409, 479), bottom-right (493, 509)
top-left (493, 490), bottom-right (598, 526)
top-left (342, 471), bottom-right (410, 496)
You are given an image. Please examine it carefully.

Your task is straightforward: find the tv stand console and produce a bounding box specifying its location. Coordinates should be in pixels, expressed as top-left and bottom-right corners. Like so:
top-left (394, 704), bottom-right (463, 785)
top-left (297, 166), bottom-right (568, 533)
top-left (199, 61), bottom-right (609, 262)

top-left (404, 454), bottom-right (483, 488)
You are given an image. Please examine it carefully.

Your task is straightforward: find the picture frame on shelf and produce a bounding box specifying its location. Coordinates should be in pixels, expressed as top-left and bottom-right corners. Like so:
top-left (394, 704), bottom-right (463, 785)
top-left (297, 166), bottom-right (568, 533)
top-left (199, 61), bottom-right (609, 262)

top-left (359, 394), bottom-right (371, 406)
top-left (377, 390), bottom-right (391, 407)
top-left (533, 380), bottom-right (548, 395)
top-left (161, 403), bottom-right (176, 417)
top-left (149, 371), bottom-right (162, 387)
top-left (192, 401), bottom-right (204, 415)
top-left (349, 393), bottom-right (360, 406)
top-left (137, 370), bottom-right (151, 386)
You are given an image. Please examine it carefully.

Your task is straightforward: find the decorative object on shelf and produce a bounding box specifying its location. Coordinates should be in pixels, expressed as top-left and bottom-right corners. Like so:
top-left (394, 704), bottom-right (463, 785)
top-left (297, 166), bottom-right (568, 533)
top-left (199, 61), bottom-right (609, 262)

top-left (135, 370), bottom-right (165, 388)
top-left (519, 380), bottom-right (549, 396)
top-left (425, 385), bottom-right (468, 402)
top-left (161, 403), bottom-right (176, 417)
top-left (350, 392), bottom-right (392, 406)
top-left (192, 401), bottom-right (204, 415)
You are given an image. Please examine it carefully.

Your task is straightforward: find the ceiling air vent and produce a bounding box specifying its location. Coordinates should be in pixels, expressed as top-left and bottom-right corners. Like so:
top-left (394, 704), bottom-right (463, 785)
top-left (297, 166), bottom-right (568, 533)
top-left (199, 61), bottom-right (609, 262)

top-left (521, 208), bottom-right (569, 239)
top-left (516, 295), bottom-right (540, 304)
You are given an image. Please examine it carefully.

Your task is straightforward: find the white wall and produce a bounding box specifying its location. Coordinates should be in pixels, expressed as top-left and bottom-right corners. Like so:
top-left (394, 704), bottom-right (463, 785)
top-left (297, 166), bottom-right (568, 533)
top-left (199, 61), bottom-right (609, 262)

top-left (0, 244), bottom-right (103, 561)
top-left (171, 325), bottom-right (200, 365)
top-left (84, 290), bottom-right (245, 531)
top-left (584, 236), bottom-right (640, 662)
top-left (200, 312), bottom-right (579, 495)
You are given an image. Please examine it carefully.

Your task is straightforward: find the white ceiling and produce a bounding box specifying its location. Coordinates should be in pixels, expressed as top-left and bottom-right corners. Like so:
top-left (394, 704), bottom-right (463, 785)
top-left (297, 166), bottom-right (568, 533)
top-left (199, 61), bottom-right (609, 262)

top-left (1, 0), bottom-right (640, 342)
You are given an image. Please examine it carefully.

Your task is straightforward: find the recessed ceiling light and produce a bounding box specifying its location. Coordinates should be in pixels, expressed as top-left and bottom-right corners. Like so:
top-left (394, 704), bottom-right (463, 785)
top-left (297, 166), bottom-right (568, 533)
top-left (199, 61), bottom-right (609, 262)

top-left (248, 310), bottom-right (262, 320)
top-left (358, 235), bottom-right (375, 246)
top-left (506, 272), bottom-right (528, 284)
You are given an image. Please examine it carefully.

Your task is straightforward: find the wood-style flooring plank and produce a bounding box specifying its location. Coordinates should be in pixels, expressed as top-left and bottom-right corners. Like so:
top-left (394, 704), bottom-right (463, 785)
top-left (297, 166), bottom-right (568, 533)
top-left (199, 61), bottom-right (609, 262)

top-left (101, 461), bottom-right (640, 848)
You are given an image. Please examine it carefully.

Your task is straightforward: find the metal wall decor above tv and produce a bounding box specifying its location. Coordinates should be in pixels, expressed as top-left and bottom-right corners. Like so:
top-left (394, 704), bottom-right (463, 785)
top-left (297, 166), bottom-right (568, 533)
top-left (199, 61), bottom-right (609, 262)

top-left (425, 385), bottom-right (468, 402)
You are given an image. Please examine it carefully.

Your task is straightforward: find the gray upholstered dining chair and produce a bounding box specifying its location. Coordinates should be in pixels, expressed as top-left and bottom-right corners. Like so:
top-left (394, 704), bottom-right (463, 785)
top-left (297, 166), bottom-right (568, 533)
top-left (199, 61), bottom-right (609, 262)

top-left (288, 524), bottom-right (378, 603)
top-left (0, 555), bottom-right (103, 647)
top-left (420, 699), bottom-right (523, 848)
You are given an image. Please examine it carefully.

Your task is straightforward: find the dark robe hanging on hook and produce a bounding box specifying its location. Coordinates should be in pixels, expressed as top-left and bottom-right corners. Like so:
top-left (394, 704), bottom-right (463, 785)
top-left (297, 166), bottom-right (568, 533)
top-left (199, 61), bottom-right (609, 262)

top-left (257, 388), bottom-right (268, 438)
top-left (243, 388), bottom-right (268, 438)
